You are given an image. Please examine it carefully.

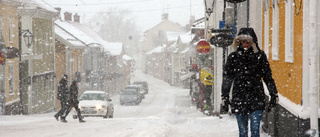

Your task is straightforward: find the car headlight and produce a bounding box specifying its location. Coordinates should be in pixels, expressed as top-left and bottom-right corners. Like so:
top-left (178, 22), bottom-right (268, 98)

top-left (96, 105), bottom-right (102, 110)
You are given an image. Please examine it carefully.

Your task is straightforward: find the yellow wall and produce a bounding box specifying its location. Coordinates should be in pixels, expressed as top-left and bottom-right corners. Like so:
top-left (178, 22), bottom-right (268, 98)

top-left (263, 0), bottom-right (303, 105)
top-left (54, 41), bottom-right (66, 110)
top-left (0, 4), bottom-right (20, 103)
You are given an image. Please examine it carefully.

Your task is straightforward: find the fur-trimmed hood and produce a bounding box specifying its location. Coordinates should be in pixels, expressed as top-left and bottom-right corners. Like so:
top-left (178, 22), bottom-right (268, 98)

top-left (232, 34), bottom-right (259, 53)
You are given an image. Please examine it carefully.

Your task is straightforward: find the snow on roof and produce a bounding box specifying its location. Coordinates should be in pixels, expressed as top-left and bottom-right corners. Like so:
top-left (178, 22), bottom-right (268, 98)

top-left (103, 42), bottom-right (123, 56)
top-left (146, 44), bottom-right (165, 55)
top-left (192, 17), bottom-right (205, 28)
top-left (19, 0), bottom-right (58, 13)
top-left (55, 25), bottom-right (85, 47)
top-left (68, 22), bottom-right (125, 55)
top-left (55, 20), bottom-right (98, 46)
top-left (123, 54), bottom-right (133, 61)
top-left (180, 47), bottom-right (190, 54)
top-left (179, 31), bottom-right (195, 44)
top-left (166, 31), bottom-right (185, 42)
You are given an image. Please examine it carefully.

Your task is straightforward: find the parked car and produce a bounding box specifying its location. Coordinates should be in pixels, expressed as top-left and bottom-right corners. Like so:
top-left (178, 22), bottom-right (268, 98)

top-left (120, 86), bottom-right (143, 105)
top-left (125, 84), bottom-right (145, 98)
top-left (133, 81), bottom-right (148, 94)
top-left (73, 90), bottom-right (112, 119)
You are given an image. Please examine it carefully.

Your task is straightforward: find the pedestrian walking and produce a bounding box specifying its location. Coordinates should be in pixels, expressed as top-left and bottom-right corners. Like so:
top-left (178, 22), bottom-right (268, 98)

top-left (63, 80), bottom-right (85, 123)
top-left (54, 74), bottom-right (69, 122)
top-left (221, 28), bottom-right (279, 137)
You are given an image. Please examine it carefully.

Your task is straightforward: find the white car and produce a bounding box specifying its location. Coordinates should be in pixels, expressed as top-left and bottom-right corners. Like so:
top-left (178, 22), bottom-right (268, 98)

top-left (73, 90), bottom-right (112, 119)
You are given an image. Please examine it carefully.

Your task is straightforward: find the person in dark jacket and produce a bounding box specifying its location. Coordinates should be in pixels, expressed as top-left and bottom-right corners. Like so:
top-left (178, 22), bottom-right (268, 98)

top-left (63, 80), bottom-right (85, 123)
top-left (54, 74), bottom-right (69, 122)
top-left (221, 28), bottom-right (278, 137)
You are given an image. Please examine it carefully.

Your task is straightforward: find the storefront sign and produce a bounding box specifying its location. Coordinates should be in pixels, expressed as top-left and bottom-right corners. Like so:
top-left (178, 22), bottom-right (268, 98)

top-left (200, 69), bottom-right (213, 85)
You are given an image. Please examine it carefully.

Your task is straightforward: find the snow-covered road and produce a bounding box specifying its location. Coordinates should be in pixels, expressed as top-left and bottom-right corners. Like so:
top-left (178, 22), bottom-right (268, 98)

top-left (0, 70), bottom-right (270, 137)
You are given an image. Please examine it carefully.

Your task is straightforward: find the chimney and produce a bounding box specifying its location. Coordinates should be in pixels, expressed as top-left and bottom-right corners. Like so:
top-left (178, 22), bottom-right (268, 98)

top-left (55, 7), bottom-right (61, 19)
top-left (162, 13), bottom-right (168, 20)
top-left (64, 12), bottom-right (72, 22)
top-left (73, 13), bottom-right (80, 23)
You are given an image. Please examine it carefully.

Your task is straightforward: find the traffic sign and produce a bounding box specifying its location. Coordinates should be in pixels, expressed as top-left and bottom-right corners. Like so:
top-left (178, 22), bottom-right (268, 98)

top-left (196, 40), bottom-right (210, 54)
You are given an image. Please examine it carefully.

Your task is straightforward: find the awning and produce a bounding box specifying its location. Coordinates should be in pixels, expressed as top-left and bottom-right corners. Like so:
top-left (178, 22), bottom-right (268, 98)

top-left (180, 72), bottom-right (195, 81)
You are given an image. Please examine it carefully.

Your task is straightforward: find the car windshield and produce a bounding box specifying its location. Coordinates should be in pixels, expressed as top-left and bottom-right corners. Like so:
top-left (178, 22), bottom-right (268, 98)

top-left (123, 89), bottom-right (138, 95)
top-left (79, 93), bottom-right (105, 101)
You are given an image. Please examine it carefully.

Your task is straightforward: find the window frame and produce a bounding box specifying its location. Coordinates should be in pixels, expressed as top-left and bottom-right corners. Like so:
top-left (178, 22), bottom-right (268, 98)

top-left (285, 0), bottom-right (294, 63)
top-left (272, 0), bottom-right (280, 60)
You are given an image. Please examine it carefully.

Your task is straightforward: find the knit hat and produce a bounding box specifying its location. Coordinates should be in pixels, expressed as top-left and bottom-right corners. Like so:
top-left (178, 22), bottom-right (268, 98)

top-left (63, 74), bottom-right (68, 79)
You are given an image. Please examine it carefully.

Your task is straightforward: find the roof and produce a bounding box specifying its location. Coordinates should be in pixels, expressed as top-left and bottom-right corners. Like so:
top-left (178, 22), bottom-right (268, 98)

top-left (146, 44), bottom-right (165, 54)
top-left (18, 0), bottom-right (58, 13)
top-left (166, 31), bottom-right (185, 42)
top-left (179, 31), bottom-right (195, 44)
top-left (55, 20), bottom-right (98, 46)
top-left (123, 54), bottom-right (133, 61)
top-left (103, 42), bottom-right (123, 56)
top-left (55, 25), bottom-right (85, 47)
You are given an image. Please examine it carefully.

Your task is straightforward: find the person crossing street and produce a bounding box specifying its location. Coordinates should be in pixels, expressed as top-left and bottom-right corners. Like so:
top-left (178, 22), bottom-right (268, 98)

top-left (63, 80), bottom-right (85, 123)
top-left (54, 74), bottom-right (69, 122)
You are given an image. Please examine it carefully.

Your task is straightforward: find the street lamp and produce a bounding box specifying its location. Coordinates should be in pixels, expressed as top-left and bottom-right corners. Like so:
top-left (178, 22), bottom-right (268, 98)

top-left (204, 0), bottom-right (214, 18)
top-left (20, 29), bottom-right (33, 49)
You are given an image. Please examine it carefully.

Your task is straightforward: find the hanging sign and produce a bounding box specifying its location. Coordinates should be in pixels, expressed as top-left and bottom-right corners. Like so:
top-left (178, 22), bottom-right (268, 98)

top-left (210, 33), bottom-right (234, 48)
top-left (200, 69), bottom-right (213, 85)
top-left (196, 40), bottom-right (211, 54)
top-left (225, 0), bottom-right (246, 3)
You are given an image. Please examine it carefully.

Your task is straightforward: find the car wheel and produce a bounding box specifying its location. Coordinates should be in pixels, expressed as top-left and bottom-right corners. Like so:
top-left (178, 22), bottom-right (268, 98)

top-left (73, 115), bottom-right (77, 119)
top-left (109, 115), bottom-right (113, 118)
top-left (103, 116), bottom-right (107, 118)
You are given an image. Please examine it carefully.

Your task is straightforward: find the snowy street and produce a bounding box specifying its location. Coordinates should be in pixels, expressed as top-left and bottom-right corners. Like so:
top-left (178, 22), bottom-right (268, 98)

top-left (0, 70), bottom-right (270, 137)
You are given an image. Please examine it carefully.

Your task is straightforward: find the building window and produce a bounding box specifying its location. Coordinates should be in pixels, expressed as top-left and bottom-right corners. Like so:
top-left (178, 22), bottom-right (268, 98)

top-left (9, 18), bottom-right (12, 43)
top-left (8, 62), bottom-right (14, 95)
top-left (1, 16), bottom-right (4, 35)
top-left (272, 0), bottom-right (279, 60)
top-left (264, 0), bottom-right (270, 58)
top-left (285, 0), bottom-right (294, 63)
top-left (32, 78), bottom-right (38, 106)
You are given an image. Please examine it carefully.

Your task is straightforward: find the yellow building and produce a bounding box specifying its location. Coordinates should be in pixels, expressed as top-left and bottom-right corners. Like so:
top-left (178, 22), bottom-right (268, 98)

top-left (262, 0), bottom-right (319, 136)
top-left (0, 0), bottom-right (21, 115)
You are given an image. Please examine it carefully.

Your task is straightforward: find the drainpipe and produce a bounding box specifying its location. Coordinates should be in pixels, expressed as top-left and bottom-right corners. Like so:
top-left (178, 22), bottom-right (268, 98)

top-left (308, 0), bottom-right (319, 136)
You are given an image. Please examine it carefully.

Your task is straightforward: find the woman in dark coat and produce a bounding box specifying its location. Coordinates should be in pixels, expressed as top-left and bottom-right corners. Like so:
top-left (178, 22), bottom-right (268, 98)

top-left (221, 28), bottom-right (278, 137)
top-left (54, 74), bottom-right (69, 122)
top-left (62, 80), bottom-right (85, 123)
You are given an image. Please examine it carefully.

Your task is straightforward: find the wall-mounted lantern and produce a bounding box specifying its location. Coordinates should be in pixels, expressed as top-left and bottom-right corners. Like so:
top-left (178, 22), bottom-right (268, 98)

top-left (204, 0), bottom-right (215, 18)
top-left (20, 29), bottom-right (33, 49)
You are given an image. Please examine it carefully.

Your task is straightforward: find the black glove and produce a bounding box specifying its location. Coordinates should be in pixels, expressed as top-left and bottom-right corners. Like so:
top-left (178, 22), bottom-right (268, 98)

top-left (221, 95), bottom-right (230, 112)
top-left (266, 94), bottom-right (278, 112)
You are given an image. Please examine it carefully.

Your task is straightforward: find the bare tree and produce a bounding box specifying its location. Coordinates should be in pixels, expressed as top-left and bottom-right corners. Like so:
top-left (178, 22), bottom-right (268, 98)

top-left (88, 7), bottom-right (140, 57)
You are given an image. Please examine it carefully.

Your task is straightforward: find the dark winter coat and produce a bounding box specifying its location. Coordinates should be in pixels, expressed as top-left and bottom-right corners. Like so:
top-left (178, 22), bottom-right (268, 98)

top-left (57, 76), bottom-right (68, 101)
top-left (68, 80), bottom-right (79, 105)
top-left (221, 28), bottom-right (278, 114)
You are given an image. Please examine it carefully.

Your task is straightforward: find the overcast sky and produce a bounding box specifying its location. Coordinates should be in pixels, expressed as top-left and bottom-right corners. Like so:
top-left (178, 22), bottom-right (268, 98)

top-left (44, 0), bottom-right (205, 33)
